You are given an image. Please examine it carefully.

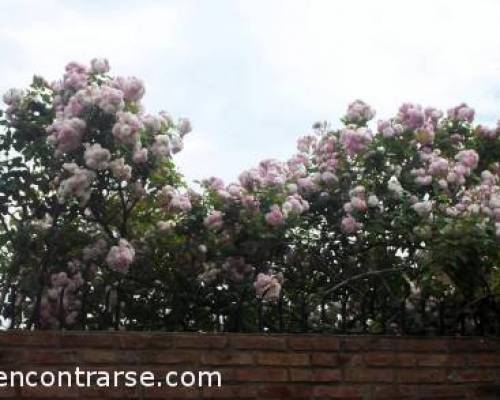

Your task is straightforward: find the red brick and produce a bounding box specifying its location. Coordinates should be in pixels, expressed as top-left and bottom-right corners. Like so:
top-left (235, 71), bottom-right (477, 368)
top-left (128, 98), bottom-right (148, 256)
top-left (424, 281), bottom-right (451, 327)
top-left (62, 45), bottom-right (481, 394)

top-left (448, 337), bottom-right (494, 353)
top-left (313, 368), bottom-right (343, 382)
top-left (405, 353), bottom-right (465, 368)
top-left (233, 368), bottom-right (287, 382)
top-left (337, 353), bottom-right (364, 367)
top-left (373, 385), bottom-right (407, 399)
top-left (142, 386), bottom-right (200, 399)
top-left (203, 385), bottom-right (257, 399)
top-left (345, 368), bottom-right (394, 383)
top-left (0, 349), bottom-right (23, 365)
top-left (403, 352), bottom-right (465, 368)
top-left (289, 368), bottom-right (341, 382)
top-left (208, 368), bottom-right (236, 383)
top-left (79, 386), bottom-right (143, 399)
top-left (61, 333), bottom-right (118, 349)
top-left (341, 337), bottom-right (394, 352)
top-left (313, 385), bottom-right (366, 399)
top-left (76, 364), bottom-right (139, 377)
top-left (173, 335), bottom-right (227, 349)
top-left (82, 349), bottom-right (138, 365)
top-left (364, 352), bottom-right (397, 366)
top-left (230, 336), bottom-right (286, 350)
top-left (0, 387), bottom-right (18, 398)
top-left (18, 386), bottom-right (80, 398)
top-left (447, 369), bottom-right (495, 383)
top-left (140, 350), bottom-right (199, 365)
top-left (119, 333), bottom-right (172, 349)
top-left (441, 354), bottom-right (467, 367)
top-left (310, 352), bottom-right (339, 366)
top-left (256, 352), bottom-right (309, 366)
top-left (466, 384), bottom-right (500, 398)
top-left (416, 354), bottom-right (451, 367)
top-left (18, 350), bottom-right (80, 365)
top-left (396, 353), bottom-right (417, 367)
top-left (201, 352), bottom-right (253, 366)
top-left (0, 332), bottom-right (60, 348)
top-left (289, 336), bottom-right (339, 351)
top-left (397, 338), bottom-right (449, 353)
top-left (257, 384), bottom-right (313, 399)
top-left (397, 369), bottom-right (446, 383)
top-left (398, 384), bottom-right (468, 399)
top-left (468, 353), bottom-right (500, 367)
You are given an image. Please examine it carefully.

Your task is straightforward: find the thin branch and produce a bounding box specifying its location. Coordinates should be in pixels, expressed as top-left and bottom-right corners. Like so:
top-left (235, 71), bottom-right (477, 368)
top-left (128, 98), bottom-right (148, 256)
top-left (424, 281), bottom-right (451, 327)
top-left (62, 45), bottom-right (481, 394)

top-left (0, 215), bottom-right (10, 233)
top-left (317, 267), bottom-right (407, 300)
top-left (117, 184), bottom-right (128, 236)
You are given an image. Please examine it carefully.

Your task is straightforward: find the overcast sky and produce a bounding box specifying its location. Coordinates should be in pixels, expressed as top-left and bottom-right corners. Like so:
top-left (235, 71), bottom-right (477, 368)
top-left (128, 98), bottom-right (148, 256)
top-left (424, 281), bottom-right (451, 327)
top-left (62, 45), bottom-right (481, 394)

top-left (2, 0), bottom-right (500, 183)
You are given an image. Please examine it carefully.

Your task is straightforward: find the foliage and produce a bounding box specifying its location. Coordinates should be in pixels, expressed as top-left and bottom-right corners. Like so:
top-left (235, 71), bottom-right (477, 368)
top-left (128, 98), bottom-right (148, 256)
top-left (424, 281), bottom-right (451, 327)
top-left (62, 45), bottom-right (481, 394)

top-left (1, 61), bottom-right (500, 334)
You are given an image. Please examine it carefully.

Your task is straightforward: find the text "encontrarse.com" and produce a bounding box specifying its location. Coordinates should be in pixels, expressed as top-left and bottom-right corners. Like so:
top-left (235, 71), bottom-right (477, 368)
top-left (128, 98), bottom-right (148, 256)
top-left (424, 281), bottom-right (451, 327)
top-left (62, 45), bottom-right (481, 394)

top-left (0, 368), bottom-right (222, 388)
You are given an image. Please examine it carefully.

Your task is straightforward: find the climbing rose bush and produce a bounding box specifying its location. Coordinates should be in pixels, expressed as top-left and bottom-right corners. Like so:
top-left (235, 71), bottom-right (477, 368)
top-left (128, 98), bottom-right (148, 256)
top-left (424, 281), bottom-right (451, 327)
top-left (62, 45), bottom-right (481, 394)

top-left (1, 61), bottom-right (500, 334)
top-left (0, 59), bottom-right (191, 329)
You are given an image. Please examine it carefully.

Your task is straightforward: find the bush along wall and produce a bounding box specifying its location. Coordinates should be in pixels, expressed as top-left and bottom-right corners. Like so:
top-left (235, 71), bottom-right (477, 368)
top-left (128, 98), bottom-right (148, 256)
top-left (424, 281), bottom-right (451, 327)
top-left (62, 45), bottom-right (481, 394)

top-left (2, 59), bottom-right (500, 333)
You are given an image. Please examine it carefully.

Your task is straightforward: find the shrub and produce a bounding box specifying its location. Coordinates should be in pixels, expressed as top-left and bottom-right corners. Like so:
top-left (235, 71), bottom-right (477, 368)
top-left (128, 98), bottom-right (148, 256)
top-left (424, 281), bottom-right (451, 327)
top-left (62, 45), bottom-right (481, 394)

top-left (1, 60), bottom-right (500, 334)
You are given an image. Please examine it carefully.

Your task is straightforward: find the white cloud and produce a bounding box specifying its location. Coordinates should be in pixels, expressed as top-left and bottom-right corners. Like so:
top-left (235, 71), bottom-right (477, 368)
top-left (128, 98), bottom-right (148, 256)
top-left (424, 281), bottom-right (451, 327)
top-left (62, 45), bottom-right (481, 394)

top-left (0, 0), bottom-right (189, 88)
top-left (237, 0), bottom-right (500, 121)
top-left (175, 131), bottom-right (219, 183)
top-left (3, 0), bottom-right (500, 183)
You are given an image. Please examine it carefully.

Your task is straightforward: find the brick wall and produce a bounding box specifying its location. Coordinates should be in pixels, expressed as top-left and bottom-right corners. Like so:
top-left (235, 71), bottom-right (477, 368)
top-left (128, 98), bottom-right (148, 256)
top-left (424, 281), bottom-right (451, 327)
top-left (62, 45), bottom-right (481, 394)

top-left (0, 332), bottom-right (499, 399)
